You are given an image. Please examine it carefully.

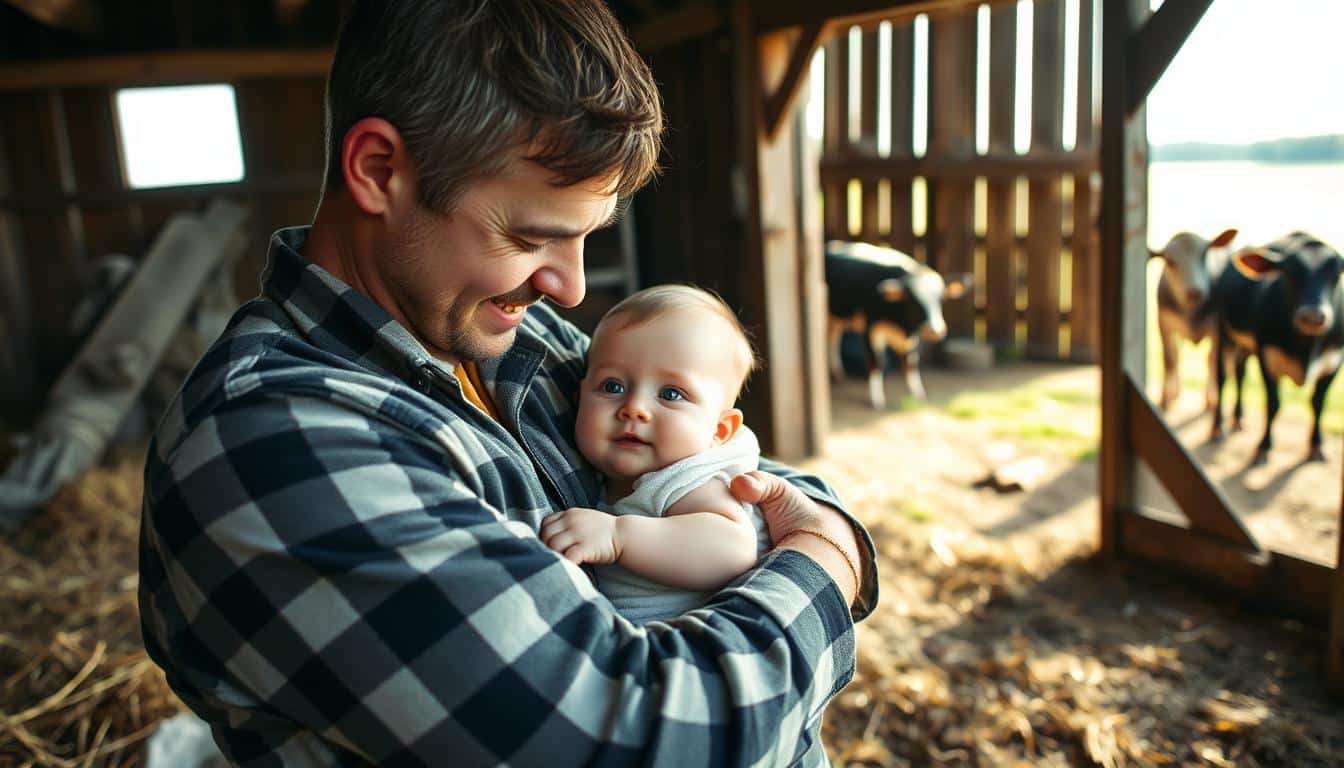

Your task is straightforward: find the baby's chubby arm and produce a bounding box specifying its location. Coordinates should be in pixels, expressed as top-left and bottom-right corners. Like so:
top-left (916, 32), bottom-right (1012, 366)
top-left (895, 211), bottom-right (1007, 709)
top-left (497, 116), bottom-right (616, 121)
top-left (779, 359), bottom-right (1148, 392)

top-left (540, 481), bottom-right (760, 591)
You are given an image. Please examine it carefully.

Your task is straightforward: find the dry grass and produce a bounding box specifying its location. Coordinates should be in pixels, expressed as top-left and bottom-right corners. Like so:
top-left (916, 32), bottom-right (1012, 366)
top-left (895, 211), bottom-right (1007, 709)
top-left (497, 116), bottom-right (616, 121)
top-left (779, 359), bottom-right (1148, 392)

top-left (0, 448), bottom-right (182, 768)
top-left (2, 421), bottom-right (1342, 766)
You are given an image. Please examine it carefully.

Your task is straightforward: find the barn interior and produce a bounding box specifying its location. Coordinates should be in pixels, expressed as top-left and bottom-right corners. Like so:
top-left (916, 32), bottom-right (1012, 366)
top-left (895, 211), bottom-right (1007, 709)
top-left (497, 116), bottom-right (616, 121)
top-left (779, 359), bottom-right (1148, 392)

top-left (1, 0), bottom-right (1342, 765)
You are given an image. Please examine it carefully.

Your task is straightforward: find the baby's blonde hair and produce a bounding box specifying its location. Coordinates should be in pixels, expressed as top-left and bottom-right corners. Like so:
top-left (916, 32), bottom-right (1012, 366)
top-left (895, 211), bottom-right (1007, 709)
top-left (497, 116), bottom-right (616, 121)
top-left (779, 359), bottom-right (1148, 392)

top-left (592, 284), bottom-right (759, 399)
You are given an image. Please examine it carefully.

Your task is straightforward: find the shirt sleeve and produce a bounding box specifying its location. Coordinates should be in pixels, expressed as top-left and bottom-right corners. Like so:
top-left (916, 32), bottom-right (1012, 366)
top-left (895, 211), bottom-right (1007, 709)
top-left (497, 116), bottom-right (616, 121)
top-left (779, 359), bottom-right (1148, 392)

top-left (140, 391), bottom-right (857, 768)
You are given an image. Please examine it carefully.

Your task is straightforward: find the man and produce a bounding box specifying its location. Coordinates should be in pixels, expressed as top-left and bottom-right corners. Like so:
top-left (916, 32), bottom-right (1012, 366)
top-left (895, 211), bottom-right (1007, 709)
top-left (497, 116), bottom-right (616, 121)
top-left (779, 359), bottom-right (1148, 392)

top-left (139, 1), bottom-right (877, 765)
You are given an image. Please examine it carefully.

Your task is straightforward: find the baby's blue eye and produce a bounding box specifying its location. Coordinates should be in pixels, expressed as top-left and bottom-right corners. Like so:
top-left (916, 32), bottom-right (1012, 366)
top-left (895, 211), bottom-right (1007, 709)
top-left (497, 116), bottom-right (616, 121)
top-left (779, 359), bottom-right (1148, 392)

top-left (601, 379), bottom-right (625, 395)
top-left (659, 386), bottom-right (684, 402)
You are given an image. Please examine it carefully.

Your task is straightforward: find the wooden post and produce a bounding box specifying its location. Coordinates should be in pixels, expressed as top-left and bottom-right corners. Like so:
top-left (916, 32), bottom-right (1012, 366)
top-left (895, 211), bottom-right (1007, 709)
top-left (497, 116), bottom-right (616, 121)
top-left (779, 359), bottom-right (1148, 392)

top-left (1331, 458), bottom-right (1344, 692)
top-left (927, 10), bottom-right (977, 338)
top-left (797, 103), bottom-right (831, 455)
top-left (1099, 0), bottom-right (1151, 556)
top-left (731, 1), bottom-right (820, 459)
top-left (888, 21), bottom-right (915, 253)
top-left (0, 118), bottom-right (34, 426)
top-left (984, 3), bottom-right (1017, 350)
top-left (1070, 0), bottom-right (1099, 361)
top-left (1026, 0), bottom-right (1065, 358)
top-left (823, 33), bottom-right (850, 240)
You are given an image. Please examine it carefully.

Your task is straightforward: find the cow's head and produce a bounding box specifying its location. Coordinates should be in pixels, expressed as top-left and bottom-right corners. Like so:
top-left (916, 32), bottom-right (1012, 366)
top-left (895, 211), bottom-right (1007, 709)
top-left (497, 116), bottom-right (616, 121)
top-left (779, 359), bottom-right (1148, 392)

top-left (875, 270), bottom-right (974, 341)
top-left (1233, 233), bottom-right (1344, 337)
top-left (1150, 228), bottom-right (1237, 307)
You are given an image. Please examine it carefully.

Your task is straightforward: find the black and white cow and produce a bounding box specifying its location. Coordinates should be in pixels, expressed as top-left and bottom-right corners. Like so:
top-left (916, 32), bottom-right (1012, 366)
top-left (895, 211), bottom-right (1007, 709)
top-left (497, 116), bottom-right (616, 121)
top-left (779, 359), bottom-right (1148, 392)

top-left (1212, 232), bottom-right (1344, 463)
top-left (825, 240), bottom-right (973, 409)
top-left (1150, 228), bottom-right (1239, 411)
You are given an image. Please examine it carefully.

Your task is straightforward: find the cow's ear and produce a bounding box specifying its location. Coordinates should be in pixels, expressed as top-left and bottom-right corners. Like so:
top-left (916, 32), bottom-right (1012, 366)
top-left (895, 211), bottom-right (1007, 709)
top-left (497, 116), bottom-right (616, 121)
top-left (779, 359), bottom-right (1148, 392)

top-left (1211, 228), bottom-right (1238, 248)
top-left (1232, 248), bottom-right (1282, 280)
top-left (877, 278), bottom-right (906, 302)
top-left (943, 273), bottom-right (974, 300)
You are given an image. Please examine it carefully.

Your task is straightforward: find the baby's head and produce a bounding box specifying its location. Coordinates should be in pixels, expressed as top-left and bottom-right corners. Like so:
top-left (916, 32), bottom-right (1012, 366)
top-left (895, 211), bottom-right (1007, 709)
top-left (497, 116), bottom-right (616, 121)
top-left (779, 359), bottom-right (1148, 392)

top-left (576, 285), bottom-right (758, 488)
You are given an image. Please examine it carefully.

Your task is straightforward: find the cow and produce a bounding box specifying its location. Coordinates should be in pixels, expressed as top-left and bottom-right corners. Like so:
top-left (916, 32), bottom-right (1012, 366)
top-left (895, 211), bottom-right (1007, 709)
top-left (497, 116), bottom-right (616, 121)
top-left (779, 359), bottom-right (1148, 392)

top-left (1150, 228), bottom-right (1239, 411)
top-left (1211, 232), bottom-right (1344, 464)
top-left (824, 240), bottom-right (973, 409)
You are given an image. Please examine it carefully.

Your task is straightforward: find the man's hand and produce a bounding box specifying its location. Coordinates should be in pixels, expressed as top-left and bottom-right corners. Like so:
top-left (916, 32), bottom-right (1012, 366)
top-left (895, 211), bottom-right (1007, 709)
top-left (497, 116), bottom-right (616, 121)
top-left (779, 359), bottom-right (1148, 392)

top-left (730, 471), bottom-right (863, 605)
top-left (541, 507), bottom-right (621, 565)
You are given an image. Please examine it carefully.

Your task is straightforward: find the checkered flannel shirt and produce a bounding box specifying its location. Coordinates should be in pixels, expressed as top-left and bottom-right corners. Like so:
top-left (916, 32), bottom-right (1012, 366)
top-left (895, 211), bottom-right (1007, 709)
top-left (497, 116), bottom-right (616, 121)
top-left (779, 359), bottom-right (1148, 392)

top-left (139, 227), bottom-right (879, 767)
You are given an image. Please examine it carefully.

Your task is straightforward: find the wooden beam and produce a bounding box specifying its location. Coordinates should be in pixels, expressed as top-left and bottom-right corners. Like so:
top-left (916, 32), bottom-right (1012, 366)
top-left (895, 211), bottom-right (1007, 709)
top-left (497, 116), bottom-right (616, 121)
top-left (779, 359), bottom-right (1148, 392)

top-left (631, 2), bottom-right (726, 54)
top-left (5, 0), bottom-right (102, 38)
top-left (1125, 375), bottom-right (1259, 549)
top-left (1025, 0), bottom-right (1065, 357)
top-left (1069, 0), bottom-right (1098, 361)
top-left (0, 49), bottom-right (333, 91)
top-left (820, 150), bottom-right (1095, 179)
top-left (1121, 512), bottom-right (1331, 625)
top-left (754, 0), bottom-right (989, 35)
top-left (763, 21), bottom-right (829, 143)
top-left (1126, 0), bottom-right (1214, 115)
top-left (1098, 0), bottom-right (1150, 556)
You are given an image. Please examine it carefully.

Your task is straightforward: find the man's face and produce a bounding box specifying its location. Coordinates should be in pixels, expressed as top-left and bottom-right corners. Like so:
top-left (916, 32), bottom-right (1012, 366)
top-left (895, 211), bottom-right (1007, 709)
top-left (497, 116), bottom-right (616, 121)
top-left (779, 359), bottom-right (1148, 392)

top-left (576, 310), bottom-right (743, 484)
top-left (383, 155), bottom-right (620, 362)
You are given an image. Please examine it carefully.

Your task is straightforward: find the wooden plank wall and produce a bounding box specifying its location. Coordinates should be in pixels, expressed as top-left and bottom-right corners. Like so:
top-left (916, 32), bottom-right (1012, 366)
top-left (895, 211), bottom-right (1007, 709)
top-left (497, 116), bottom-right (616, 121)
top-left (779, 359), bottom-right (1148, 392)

top-left (0, 75), bottom-right (329, 428)
top-left (818, 0), bottom-right (1099, 360)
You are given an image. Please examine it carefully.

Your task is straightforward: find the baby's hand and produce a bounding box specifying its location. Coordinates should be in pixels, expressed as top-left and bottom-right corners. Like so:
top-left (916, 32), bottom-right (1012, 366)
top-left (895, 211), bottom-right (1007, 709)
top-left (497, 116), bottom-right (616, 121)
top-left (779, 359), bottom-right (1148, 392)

top-left (540, 507), bottom-right (621, 565)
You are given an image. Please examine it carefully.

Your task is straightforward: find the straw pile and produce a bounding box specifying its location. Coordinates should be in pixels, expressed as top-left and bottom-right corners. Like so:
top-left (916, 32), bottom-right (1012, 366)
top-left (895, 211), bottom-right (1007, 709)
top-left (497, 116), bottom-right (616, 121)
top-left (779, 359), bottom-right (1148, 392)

top-left (822, 516), bottom-right (1344, 767)
top-left (2, 444), bottom-right (1341, 766)
top-left (0, 448), bottom-right (182, 768)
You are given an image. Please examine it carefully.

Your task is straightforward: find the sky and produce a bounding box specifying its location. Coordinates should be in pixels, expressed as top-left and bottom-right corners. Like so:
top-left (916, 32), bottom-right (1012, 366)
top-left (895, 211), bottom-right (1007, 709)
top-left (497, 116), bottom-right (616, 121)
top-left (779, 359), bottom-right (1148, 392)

top-left (1146, 0), bottom-right (1344, 145)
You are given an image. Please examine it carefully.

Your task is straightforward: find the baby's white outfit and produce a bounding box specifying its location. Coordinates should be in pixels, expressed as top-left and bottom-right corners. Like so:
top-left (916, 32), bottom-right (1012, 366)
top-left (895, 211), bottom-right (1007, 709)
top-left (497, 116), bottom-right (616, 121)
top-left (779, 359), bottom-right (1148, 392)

top-left (592, 427), bottom-right (771, 624)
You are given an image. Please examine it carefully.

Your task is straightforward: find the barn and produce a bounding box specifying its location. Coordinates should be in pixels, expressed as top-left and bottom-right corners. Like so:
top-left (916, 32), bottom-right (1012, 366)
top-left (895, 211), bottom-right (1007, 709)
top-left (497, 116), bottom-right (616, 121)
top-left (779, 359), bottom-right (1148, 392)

top-left (1, 0), bottom-right (1341, 764)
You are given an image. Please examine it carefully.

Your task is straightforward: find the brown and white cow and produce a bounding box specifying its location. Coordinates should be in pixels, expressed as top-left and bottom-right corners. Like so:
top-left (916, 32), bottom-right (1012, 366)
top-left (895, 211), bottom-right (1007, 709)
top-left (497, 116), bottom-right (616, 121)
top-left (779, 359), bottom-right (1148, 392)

top-left (1150, 228), bottom-right (1239, 411)
top-left (825, 241), bottom-right (972, 409)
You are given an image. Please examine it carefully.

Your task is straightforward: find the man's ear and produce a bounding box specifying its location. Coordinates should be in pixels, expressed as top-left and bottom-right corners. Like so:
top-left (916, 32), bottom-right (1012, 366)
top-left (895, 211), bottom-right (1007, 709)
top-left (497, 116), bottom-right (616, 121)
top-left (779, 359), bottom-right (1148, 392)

top-left (714, 408), bottom-right (743, 445)
top-left (341, 117), bottom-right (416, 217)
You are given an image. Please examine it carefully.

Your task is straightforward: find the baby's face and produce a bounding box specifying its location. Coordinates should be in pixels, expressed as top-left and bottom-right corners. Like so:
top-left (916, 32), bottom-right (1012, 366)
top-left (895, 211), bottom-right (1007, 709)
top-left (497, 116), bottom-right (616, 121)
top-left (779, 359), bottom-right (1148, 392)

top-left (576, 310), bottom-right (743, 484)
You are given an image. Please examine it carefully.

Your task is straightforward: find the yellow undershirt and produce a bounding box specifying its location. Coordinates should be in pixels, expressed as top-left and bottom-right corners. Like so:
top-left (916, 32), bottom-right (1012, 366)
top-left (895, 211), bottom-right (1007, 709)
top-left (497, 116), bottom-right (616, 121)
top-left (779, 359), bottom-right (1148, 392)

top-left (453, 362), bottom-right (500, 421)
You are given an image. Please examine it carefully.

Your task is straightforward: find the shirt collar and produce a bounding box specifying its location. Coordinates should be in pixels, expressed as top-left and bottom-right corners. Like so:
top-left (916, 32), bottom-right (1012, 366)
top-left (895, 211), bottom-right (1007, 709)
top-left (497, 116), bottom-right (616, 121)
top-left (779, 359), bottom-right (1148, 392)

top-left (261, 226), bottom-right (454, 381)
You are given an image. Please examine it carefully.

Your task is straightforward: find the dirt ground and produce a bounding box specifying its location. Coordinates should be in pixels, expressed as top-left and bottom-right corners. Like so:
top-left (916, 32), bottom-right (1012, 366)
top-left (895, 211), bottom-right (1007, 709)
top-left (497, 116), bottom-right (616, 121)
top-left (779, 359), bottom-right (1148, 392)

top-left (813, 362), bottom-right (1343, 766)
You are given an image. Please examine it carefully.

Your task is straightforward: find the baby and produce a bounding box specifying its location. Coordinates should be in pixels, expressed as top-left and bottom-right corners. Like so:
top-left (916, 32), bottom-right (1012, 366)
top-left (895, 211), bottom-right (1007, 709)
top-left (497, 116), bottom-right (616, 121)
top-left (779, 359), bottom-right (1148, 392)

top-left (540, 285), bottom-right (769, 623)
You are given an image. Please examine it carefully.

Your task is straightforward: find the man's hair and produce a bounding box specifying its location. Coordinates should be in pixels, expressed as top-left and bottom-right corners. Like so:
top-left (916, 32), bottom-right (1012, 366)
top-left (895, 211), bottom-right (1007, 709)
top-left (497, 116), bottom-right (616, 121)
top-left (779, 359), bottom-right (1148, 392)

top-left (324, 0), bottom-right (663, 211)
top-left (594, 285), bottom-right (760, 399)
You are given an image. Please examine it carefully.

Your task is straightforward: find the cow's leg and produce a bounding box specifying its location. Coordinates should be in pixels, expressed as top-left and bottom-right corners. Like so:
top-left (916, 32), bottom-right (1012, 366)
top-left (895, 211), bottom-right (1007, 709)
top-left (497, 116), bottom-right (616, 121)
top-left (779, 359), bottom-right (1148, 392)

top-left (864, 330), bottom-right (886, 410)
top-left (827, 319), bottom-right (845, 381)
top-left (1204, 338), bottom-right (1219, 413)
top-left (1158, 318), bottom-right (1179, 411)
top-left (1231, 349), bottom-right (1249, 432)
top-left (1307, 367), bottom-right (1338, 462)
top-left (1253, 352), bottom-right (1278, 465)
top-left (901, 350), bottom-right (926, 401)
top-left (1211, 329), bottom-right (1228, 440)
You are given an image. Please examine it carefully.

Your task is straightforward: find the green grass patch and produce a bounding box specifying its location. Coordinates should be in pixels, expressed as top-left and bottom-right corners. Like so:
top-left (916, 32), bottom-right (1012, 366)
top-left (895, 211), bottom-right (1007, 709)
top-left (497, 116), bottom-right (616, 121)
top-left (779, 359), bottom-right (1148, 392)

top-left (946, 385), bottom-right (1099, 450)
top-left (896, 500), bottom-right (936, 523)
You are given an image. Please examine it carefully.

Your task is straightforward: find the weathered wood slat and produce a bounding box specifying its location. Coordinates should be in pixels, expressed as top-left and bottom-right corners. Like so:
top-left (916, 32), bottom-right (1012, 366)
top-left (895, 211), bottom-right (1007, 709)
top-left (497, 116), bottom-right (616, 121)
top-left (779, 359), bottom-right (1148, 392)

top-left (823, 35), bottom-right (850, 240)
top-left (859, 26), bottom-right (881, 239)
top-left (1069, 0), bottom-right (1098, 361)
top-left (1126, 0), bottom-right (1215, 115)
top-left (1025, 0), bottom-right (1064, 357)
top-left (756, 0), bottom-right (982, 35)
top-left (927, 12), bottom-right (977, 335)
top-left (1331, 470), bottom-right (1344, 692)
top-left (984, 3), bottom-right (1018, 348)
top-left (1126, 376), bottom-right (1259, 548)
top-left (887, 22), bottom-right (915, 252)
top-left (1099, 0), bottom-right (1151, 556)
top-left (1120, 512), bottom-right (1331, 624)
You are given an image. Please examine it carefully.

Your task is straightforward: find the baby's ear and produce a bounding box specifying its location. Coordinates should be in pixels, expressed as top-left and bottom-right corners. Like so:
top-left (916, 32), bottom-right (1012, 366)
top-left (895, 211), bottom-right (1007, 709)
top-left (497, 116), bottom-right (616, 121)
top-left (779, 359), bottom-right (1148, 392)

top-left (714, 408), bottom-right (743, 445)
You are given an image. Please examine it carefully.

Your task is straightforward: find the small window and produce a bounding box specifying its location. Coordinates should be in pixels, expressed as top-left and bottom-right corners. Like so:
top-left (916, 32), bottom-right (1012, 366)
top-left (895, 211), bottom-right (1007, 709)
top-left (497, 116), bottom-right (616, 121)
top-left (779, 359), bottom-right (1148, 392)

top-left (114, 84), bottom-right (245, 189)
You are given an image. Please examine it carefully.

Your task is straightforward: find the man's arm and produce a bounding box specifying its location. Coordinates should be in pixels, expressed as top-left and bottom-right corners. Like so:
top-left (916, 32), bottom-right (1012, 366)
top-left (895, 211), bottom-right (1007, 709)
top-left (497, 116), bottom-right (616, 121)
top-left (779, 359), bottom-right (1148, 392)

top-left (541, 481), bottom-right (759, 590)
top-left (141, 392), bottom-right (856, 767)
